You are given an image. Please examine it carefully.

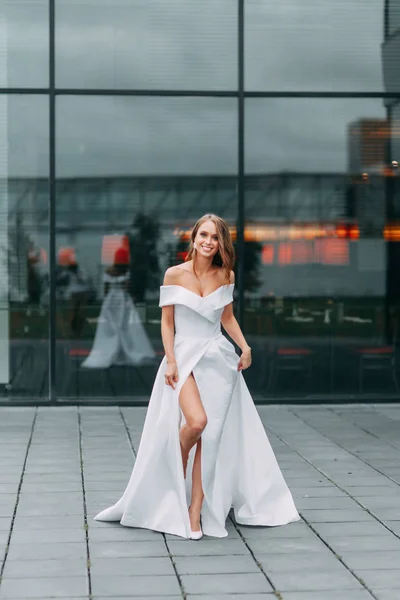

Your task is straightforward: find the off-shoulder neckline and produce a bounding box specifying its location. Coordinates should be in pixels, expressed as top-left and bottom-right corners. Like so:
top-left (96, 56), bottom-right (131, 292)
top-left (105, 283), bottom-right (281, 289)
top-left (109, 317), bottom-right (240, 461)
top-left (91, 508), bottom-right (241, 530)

top-left (160, 283), bottom-right (234, 300)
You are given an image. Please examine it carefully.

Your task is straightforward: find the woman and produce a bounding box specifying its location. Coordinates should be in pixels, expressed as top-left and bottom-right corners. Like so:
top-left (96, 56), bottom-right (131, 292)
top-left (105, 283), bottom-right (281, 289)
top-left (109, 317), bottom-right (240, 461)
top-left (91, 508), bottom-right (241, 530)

top-left (82, 247), bottom-right (155, 368)
top-left (95, 214), bottom-right (300, 539)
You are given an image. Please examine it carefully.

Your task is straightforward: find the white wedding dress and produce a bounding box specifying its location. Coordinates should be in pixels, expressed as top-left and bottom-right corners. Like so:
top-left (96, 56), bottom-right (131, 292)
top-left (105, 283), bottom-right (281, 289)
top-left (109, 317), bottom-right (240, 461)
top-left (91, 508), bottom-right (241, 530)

top-left (94, 284), bottom-right (300, 538)
top-left (82, 272), bottom-right (155, 368)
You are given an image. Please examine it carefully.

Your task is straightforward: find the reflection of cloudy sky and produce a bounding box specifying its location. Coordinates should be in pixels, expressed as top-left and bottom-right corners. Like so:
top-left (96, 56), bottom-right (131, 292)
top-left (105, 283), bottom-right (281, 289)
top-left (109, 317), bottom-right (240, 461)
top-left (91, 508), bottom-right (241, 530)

top-left (4, 0), bottom-right (393, 176)
top-left (6, 0), bottom-right (386, 91)
top-left (8, 94), bottom-right (386, 177)
top-left (245, 0), bottom-right (385, 92)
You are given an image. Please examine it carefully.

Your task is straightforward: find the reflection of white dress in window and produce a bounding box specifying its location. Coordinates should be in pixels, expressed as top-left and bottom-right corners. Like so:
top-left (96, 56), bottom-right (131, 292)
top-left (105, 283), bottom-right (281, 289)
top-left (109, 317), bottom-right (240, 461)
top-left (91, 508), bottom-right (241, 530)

top-left (82, 272), bottom-right (155, 368)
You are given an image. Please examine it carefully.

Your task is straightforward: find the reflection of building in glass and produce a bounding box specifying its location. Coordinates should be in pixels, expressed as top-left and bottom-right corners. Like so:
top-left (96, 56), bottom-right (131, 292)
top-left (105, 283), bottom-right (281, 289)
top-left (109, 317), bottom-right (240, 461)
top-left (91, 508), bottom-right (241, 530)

top-left (8, 174), bottom-right (387, 300)
top-left (383, 0), bottom-right (400, 163)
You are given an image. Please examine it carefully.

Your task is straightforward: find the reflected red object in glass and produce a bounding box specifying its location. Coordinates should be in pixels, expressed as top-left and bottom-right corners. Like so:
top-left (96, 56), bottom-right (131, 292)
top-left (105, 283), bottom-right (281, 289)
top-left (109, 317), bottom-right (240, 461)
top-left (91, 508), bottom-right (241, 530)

top-left (314, 239), bottom-right (349, 265)
top-left (357, 347), bottom-right (393, 355)
top-left (58, 247), bottom-right (77, 266)
top-left (69, 348), bottom-right (90, 357)
top-left (101, 234), bottom-right (130, 265)
top-left (262, 244), bottom-right (274, 264)
top-left (277, 348), bottom-right (313, 356)
top-left (278, 242), bottom-right (292, 265)
top-left (176, 251), bottom-right (188, 262)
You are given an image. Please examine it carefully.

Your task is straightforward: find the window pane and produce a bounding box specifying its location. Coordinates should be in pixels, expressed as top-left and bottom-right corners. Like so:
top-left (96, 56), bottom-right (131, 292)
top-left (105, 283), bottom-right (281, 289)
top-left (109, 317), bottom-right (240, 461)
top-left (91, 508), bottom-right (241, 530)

top-left (2, 96), bottom-right (49, 399)
top-left (245, 98), bottom-right (400, 399)
top-left (56, 0), bottom-right (237, 90)
top-left (56, 96), bottom-right (237, 399)
top-left (245, 0), bottom-right (391, 92)
top-left (2, 1), bottom-right (49, 88)
top-left (389, 0), bottom-right (400, 36)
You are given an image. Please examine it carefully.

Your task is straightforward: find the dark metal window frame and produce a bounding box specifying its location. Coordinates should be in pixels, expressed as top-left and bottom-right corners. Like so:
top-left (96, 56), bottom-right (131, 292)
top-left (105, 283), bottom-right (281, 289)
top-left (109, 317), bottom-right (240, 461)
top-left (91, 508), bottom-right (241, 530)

top-left (0, 0), bottom-right (399, 402)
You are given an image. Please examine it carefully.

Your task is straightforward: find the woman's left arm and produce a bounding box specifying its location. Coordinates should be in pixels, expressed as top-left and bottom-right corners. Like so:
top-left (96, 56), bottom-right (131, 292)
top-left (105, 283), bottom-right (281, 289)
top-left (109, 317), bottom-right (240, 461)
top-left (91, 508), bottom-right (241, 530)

top-left (220, 272), bottom-right (252, 371)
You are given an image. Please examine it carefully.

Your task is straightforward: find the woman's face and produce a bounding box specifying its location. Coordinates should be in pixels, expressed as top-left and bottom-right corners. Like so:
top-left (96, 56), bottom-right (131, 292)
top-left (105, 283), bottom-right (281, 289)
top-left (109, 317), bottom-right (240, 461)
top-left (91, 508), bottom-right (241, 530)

top-left (194, 220), bottom-right (219, 259)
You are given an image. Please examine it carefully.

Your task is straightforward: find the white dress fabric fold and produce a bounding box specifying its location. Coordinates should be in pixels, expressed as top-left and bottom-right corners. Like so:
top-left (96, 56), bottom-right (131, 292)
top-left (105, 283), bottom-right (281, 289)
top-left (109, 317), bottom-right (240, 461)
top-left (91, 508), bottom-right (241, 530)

top-left (94, 284), bottom-right (300, 538)
top-left (82, 273), bottom-right (155, 368)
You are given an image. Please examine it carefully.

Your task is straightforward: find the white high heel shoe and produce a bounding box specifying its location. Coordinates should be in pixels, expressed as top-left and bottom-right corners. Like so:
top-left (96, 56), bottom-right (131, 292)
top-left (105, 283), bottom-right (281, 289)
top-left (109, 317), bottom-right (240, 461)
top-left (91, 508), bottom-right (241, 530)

top-left (190, 529), bottom-right (203, 541)
top-left (189, 506), bottom-right (203, 540)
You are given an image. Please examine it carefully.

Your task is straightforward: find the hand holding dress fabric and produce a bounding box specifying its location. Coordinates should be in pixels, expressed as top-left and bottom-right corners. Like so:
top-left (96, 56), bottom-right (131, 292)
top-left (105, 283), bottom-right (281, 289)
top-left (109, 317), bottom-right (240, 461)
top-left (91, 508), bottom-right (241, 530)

top-left (165, 361), bottom-right (179, 389)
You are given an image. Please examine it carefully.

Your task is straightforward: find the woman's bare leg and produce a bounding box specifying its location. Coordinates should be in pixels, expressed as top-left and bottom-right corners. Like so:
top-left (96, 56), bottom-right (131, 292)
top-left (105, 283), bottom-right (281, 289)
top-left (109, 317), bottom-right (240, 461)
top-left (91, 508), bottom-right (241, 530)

top-left (189, 438), bottom-right (203, 531)
top-left (179, 374), bottom-right (207, 530)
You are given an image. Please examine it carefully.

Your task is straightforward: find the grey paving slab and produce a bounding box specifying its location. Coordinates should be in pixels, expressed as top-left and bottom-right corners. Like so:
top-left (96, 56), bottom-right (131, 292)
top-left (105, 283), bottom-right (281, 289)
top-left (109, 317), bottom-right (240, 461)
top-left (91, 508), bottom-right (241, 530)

top-left (268, 569), bottom-right (364, 593)
top-left (92, 597), bottom-right (183, 600)
top-left (300, 509), bottom-right (376, 523)
top-left (2, 558), bottom-right (87, 578)
top-left (88, 523), bottom-right (162, 540)
top-left (91, 575), bottom-right (181, 597)
top-left (0, 485), bottom-right (19, 495)
top-left (311, 521), bottom-right (394, 537)
top-left (296, 497), bottom-right (360, 510)
top-left (10, 529), bottom-right (86, 544)
top-left (327, 535), bottom-right (400, 553)
top-left (181, 573), bottom-right (273, 595)
top-left (20, 482), bottom-right (83, 493)
top-left (187, 596), bottom-right (275, 600)
top-left (257, 552), bottom-right (344, 572)
top-left (339, 550), bottom-right (400, 571)
top-left (22, 473), bottom-right (82, 483)
top-left (0, 577), bottom-right (88, 598)
top-left (89, 540), bottom-right (169, 558)
top-left (168, 539), bottom-right (249, 556)
top-left (84, 481), bottom-right (126, 492)
top-left (371, 508), bottom-right (400, 520)
top-left (174, 554), bottom-right (259, 575)
top-left (12, 516), bottom-right (85, 531)
top-left (7, 542), bottom-right (87, 561)
top-left (0, 518), bottom-right (11, 531)
top-left (372, 592), bottom-right (400, 600)
top-left (248, 537), bottom-right (329, 555)
top-left (90, 557), bottom-right (175, 577)
top-left (360, 497), bottom-right (400, 508)
top-left (0, 475), bottom-right (23, 484)
top-left (278, 593), bottom-right (374, 600)
top-left (357, 570), bottom-right (400, 589)
top-left (238, 523), bottom-right (311, 539)
top-left (385, 521), bottom-right (400, 535)
top-left (292, 486), bottom-right (347, 497)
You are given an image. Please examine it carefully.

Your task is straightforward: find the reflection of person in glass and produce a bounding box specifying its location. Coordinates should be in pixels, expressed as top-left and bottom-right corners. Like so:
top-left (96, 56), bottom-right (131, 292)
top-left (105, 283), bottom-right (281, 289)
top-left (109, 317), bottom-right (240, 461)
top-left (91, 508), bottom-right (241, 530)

top-left (82, 246), bottom-right (155, 368)
top-left (56, 248), bottom-right (91, 337)
top-left (94, 214), bottom-right (299, 540)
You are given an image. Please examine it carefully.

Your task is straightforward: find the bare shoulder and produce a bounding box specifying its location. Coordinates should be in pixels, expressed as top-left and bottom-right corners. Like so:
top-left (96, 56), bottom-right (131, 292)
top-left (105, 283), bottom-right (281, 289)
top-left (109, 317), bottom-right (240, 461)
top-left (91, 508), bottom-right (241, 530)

top-left (163, 265), bottom-right (187, 286)
top-left (229, 270), bottom-right (235, 285)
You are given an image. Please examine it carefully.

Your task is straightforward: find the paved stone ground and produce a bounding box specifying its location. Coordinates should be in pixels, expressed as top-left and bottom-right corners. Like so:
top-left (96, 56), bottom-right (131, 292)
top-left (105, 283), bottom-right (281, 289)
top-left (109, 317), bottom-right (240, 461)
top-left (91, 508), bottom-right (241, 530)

top-left (0, 404), bottom-right (400, 600)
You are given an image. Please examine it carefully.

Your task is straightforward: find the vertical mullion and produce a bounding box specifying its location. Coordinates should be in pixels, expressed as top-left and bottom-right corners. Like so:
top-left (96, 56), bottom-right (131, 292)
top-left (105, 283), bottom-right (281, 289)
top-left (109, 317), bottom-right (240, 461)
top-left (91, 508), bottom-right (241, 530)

top-left (49, 0), bottom-right (56, 402)
top-left (237, 0), bottom-right (245, 327)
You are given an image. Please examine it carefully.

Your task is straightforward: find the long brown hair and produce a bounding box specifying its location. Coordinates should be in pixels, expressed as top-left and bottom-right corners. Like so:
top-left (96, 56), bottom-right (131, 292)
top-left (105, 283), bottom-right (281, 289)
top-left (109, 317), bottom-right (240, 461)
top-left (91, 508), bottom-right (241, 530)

top-left (186, 214), bottom-right (235, 282)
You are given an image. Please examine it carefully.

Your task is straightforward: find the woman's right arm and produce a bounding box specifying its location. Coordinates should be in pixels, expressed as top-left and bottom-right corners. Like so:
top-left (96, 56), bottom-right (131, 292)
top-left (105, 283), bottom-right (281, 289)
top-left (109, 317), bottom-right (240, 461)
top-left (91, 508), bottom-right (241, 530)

top-left (161, 268), bottom-right (179, 389)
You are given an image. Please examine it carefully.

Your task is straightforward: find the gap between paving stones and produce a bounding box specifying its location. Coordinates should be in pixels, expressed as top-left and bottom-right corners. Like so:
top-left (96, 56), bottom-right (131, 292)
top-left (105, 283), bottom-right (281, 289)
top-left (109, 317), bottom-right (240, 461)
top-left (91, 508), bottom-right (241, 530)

top-left (0, 408), bottom-right (37, 587)
top-left (77, 407), bottom-right (92, 599)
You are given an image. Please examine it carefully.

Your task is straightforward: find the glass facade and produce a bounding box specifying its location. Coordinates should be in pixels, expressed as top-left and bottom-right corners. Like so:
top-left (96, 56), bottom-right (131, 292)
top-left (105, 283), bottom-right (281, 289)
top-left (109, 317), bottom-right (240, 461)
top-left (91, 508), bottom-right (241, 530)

top-left (1, 0), bottom-right (400, 403)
